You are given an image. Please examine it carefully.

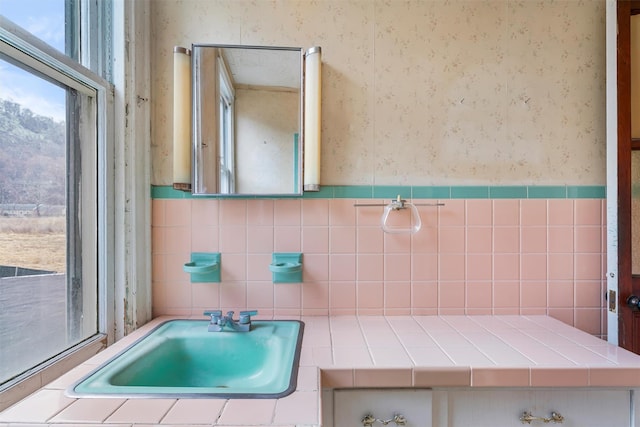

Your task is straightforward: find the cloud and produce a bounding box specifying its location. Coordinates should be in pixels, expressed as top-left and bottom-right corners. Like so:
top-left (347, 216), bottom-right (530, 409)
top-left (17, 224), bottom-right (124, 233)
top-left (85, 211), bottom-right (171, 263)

top-left (24, 15), bottom-right (65, 51)
top-left (0, 62), bottom-right (66, 122)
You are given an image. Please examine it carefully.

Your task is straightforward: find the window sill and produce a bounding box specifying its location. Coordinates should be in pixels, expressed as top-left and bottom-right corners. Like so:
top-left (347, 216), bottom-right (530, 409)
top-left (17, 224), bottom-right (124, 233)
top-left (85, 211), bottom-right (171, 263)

top-left (0, 334), bottom-right (107, 411)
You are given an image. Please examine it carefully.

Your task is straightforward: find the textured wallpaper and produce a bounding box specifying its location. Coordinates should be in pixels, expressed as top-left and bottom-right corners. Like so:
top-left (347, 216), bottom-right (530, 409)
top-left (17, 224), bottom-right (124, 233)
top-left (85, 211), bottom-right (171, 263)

top-left (150, 0), bottom-right (606, 187)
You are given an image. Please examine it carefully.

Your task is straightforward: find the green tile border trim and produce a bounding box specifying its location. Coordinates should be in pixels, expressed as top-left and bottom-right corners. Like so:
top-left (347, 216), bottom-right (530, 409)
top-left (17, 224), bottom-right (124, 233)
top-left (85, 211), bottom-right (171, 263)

top-left (451, 186), bottom-right (489, 199)
top-left (412, 186), bottom-right (451, 199)
top-left (373, 186), bottom-right (409, 199)
top-left (527, 186), bottom-right (567, 199)
top-left (333, 186), bottom-right (372, 199)
top-left (151, 185), bottom-right (606, 200)
top-left (489, 186), bottom-right (528, 199)
top-left (152, 186), bottom-right (193, 199)
top-left (566, 185), bottom-right (606, 199)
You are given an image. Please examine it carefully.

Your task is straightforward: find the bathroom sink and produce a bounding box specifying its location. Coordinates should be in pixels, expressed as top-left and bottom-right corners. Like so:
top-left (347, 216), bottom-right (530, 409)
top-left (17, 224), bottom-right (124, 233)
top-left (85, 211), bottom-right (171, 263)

top-left (68, 319), bottom-right (304, 398)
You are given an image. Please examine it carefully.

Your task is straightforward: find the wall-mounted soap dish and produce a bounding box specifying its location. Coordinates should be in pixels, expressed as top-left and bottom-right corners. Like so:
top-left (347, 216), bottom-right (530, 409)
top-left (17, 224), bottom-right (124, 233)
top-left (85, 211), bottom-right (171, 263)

top-left (183, 252), bottom-right (221, 283)
top-left (270, 253), bottom-right (302, 283)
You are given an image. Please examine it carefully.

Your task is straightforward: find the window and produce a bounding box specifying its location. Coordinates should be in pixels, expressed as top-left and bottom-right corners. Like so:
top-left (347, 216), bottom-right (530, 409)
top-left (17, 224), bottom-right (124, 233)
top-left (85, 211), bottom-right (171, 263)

top-left (0, 1), bottom-right (112, 388)
top-left (218, 55), bottom-right (235, 193)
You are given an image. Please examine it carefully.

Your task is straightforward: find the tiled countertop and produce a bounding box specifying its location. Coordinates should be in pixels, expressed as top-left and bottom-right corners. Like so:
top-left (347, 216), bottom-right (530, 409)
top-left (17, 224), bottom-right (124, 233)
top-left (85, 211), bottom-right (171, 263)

top-left (2, 315), bottom-right (640, 426)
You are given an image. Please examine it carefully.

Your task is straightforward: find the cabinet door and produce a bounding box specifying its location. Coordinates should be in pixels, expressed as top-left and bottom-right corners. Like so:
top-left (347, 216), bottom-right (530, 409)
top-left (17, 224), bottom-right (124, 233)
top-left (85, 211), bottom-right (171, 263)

top-left (446, 389), bottom-right (630, 427)
top-left (333, 389), bottom-right (432, 427)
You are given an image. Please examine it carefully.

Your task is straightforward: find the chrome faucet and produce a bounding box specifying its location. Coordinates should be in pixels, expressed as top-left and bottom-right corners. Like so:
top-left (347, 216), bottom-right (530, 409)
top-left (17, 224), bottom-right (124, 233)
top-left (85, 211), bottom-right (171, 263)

top-left (203, 310), bottom-right (257, 332)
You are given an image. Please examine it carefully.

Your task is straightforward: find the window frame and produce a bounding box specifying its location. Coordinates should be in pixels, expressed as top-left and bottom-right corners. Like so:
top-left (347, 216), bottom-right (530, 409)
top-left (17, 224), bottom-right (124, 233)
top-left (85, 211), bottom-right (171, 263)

top-left (218, 55), bottom-right (236, 193)
top-left (0, 14), bottom-right (115, 386)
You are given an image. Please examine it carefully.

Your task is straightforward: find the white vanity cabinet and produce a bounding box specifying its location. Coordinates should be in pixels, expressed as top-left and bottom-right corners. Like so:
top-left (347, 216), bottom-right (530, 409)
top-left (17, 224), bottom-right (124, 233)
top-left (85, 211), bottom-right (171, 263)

top-left (326, 388), bottom-right (638, 427)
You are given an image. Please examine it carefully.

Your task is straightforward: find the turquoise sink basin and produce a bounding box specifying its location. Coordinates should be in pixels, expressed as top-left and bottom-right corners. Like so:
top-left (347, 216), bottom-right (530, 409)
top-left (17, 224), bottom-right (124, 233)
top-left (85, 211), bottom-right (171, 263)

top-left (68, 319), bottom-right (304, 398)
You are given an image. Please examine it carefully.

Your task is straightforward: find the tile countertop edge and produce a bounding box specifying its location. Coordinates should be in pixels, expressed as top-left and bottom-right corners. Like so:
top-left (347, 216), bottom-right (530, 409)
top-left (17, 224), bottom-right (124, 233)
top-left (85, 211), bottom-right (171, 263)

top-left (320, 366), bottom-right (640, 389)
top-left (2, 315), bottom-right (640, 426)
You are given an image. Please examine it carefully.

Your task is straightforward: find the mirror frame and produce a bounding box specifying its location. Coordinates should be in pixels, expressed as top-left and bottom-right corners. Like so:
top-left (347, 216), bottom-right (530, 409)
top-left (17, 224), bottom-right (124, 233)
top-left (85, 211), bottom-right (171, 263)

top-left (191, 44), bottom-right (305, 196)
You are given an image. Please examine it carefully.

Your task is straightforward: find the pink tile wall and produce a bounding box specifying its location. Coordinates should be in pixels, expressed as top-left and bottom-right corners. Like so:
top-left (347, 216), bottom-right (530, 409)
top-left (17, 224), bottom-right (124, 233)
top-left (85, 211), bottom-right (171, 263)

top-left (151, 198), bottom-right (607, 337)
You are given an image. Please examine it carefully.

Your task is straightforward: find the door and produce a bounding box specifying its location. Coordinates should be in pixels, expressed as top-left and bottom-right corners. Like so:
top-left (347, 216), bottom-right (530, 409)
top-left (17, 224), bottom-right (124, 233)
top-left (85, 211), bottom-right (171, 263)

top-left (617, 1), bottom-right (640, 353)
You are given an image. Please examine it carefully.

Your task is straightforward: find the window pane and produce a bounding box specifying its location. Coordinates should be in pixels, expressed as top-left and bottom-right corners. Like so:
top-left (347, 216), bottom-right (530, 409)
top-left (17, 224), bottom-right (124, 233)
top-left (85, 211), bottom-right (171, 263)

top-left (0, 57), bottom-right (97, 384)
top-left (632, 15), bottom-right (640, 139)
top-left (632, 151), bottom-right (640, 275)
top-left (0, 0), bottom-right (66, 54)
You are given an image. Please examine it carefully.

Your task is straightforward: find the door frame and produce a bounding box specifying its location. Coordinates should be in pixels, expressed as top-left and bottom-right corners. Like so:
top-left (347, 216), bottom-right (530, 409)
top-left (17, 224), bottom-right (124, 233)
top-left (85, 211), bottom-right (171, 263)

top-left (607, 0), bottom-right (620, 345)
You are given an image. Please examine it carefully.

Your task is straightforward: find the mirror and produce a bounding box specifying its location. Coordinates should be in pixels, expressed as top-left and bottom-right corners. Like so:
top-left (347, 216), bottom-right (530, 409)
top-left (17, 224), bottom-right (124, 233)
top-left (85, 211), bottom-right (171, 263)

top-left (192, 44), bottom-right (303, 195)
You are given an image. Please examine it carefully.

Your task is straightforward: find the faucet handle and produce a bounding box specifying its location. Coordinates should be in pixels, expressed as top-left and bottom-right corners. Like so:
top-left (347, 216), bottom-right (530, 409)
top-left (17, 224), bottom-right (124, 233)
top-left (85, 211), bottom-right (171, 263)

top-left (239, 310), bottom-right (258, 324)
top-left (203, 310), bottom-right (222, 319)
top-left (240, 310), bottom-right (258, 316)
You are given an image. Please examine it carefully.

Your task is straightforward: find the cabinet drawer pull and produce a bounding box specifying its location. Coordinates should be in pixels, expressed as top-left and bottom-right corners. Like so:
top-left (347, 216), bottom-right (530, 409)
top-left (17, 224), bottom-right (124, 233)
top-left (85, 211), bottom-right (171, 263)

top-left (520, 411), bottom-right (564, 424)
top-left (362, 414), bottom-right (407, 426)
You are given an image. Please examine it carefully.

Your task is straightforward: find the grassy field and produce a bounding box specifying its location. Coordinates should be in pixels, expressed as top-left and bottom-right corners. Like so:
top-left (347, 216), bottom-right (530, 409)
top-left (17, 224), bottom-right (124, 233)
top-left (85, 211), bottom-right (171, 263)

top-left (0, 217), bottom-right (66, 273)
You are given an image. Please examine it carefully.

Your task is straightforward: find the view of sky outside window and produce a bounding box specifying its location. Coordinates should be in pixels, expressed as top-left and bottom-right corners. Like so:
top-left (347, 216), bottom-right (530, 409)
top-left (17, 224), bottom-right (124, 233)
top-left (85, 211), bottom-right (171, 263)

top-left (1, 0), bottom-right (64, 49)
top-left (0, 0), bottom-right (66, 120)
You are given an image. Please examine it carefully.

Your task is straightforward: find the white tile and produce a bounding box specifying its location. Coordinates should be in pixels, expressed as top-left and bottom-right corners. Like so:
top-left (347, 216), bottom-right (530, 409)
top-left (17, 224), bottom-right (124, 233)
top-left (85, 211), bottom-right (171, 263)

top-left (105, 399), bottom-right (176, 424)
top-left (160, 398), bottom-right (225, 424)
top-left (0, 389), bottom-right (74, 423)
top-left (273, 391), bottom-right (319, 425)
top-left (44, 363), bottom-right (97, 390)
top-left (368, 347), bottom-right (413, 367)
top-left (332, 346), bottom-right (373, 367)
top-left (217, 399), bottom-right (276, 425)
top-left (50, 398), bottom-right (125, 423)
top-left (296, 366), bottom-right (320, 391)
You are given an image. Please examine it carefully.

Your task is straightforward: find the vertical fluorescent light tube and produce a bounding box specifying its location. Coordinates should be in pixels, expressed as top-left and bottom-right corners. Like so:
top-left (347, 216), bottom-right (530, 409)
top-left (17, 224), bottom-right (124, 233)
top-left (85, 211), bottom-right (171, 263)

top-left (304, 46), bottom-right (322, 191)
top-left (173, 46), bottom-right (192, 191)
